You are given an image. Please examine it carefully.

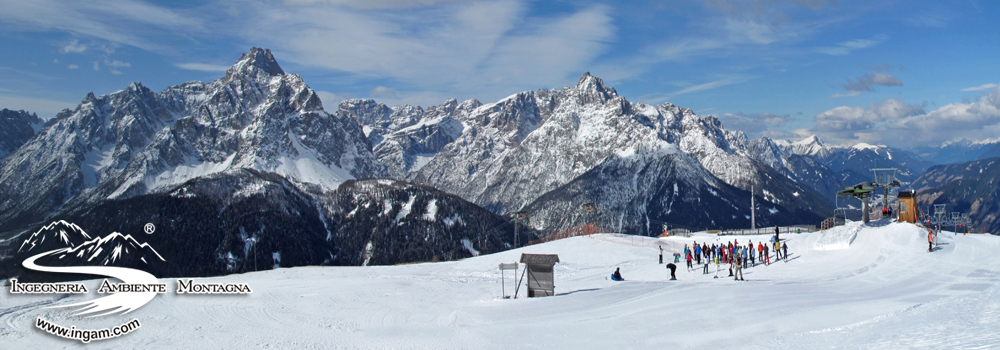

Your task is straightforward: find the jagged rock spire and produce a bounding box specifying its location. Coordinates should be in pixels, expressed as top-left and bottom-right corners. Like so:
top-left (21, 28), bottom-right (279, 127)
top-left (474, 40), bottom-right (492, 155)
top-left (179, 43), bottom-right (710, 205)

top-left (575, 72), bottom-right (617, 104)
top-left (227, 47), bottom-right (285, 79)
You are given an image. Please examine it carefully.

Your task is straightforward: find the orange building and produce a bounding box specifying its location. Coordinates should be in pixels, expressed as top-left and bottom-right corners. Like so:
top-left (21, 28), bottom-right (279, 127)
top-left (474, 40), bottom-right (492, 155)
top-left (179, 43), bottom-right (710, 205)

top-left (897, 190), bottom-right (919, 223)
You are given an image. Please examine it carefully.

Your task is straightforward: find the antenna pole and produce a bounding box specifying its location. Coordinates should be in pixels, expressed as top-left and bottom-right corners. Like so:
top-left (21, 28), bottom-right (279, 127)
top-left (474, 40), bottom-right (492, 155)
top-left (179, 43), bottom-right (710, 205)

top-left (751, 184), bottom-right (755, 231)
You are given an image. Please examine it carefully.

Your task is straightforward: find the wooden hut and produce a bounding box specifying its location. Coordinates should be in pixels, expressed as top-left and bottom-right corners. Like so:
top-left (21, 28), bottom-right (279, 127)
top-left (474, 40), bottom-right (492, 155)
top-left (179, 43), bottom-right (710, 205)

top-left (897, 190), bottom-right (919, 223)
top-left (519, 253), bottom-right (560, 297)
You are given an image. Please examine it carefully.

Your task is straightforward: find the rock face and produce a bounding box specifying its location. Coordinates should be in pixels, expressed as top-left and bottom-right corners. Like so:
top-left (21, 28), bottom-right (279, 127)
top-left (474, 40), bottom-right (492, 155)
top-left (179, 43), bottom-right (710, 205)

top-left (355, 73), bottom-right (831, 230)
top-left (341, 98), bottom-right (479, 179)
top-left (0, 108), bottom-right (43, 160)
top-left (0, 47), bottom-right (386, 230)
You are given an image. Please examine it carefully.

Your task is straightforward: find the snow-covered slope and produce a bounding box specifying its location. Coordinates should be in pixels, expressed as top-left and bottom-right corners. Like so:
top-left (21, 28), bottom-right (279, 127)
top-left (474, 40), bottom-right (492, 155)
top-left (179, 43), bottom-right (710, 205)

top-left (0, 48), bottom-right (386, 230)
top-left (3, 222), bottom-right (998, 348)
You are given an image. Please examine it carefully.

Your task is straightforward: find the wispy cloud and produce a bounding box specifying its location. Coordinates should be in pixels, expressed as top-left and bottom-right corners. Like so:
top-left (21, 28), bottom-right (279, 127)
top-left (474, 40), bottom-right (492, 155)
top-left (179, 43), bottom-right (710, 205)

top-left (843, 72), bottom-right (902, 92)
top-left (0, 0), bottom-right (201, 51)
top-left (816, 34), bottom-right (887, 55)
top-left (233, 1), bottom-right (615, 105)
top-left (67, 64), bottom-right (79, 69)
top-left (963, 83), bottom-right (999, 92)
top-left (175, 63), bottom-right (229, 72)
top-left (670, 78), bottom-right (741, 96)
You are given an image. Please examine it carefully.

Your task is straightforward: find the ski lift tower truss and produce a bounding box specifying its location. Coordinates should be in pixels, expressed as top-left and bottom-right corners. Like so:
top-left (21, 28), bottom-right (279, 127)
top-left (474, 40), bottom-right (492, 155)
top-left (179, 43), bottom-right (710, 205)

top-left (933, 204), bottom-right (946, 241)
top-left (871, 168), bottom-right (901, 211)
top-left (838, 183), bottom-right (874, 223)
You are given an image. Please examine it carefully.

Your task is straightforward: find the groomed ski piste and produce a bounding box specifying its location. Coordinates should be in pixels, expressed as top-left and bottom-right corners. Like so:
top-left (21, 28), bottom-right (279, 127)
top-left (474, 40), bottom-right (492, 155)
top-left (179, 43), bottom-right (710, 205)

top-left (3, 220), bottom-right (1000, 348)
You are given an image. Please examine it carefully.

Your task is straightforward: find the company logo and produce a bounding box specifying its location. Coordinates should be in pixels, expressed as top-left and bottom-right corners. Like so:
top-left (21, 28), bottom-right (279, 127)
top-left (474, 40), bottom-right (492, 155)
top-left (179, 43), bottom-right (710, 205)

top-left (6, 221), bottom-right (252, 343)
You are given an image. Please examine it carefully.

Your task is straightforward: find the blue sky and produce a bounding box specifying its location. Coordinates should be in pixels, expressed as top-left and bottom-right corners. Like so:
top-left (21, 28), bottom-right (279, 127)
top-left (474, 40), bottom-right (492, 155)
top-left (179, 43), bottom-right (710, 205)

top-left (0, 0), bottom-right (997, 148)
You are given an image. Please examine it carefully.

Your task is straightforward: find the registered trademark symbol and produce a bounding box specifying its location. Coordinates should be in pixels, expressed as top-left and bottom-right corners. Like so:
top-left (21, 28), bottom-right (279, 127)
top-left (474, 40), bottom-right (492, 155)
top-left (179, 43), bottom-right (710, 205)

top-left (143, 223), bottom-right (155, 234)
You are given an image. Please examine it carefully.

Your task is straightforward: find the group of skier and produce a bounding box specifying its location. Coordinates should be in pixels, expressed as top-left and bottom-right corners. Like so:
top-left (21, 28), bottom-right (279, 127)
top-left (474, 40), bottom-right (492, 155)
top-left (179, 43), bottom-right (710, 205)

top-left (679, 233), bottom-right (790, 281)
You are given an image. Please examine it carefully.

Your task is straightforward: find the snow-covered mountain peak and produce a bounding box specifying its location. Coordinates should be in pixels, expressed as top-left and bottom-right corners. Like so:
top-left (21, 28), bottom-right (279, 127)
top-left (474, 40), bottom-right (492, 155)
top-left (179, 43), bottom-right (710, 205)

top-left (226, 47), bottom-right (285, 80)
top-left (850, 142), bottom-right (882, 152)
top-left (787, 134), bottom-right (829, 157)
top-left (574, 72), bottom-right (618, 104)
top-left (794, 134), bottom-right (823, 147)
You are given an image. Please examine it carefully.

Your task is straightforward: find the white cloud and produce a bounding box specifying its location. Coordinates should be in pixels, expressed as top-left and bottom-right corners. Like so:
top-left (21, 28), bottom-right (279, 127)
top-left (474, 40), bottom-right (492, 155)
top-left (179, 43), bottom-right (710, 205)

top-left (60, 39), bottom-right (87, 53)
top-left (962, 83), bottom-right (999, 92)
top-left (884, 88), bottom-right (1000, 147)
top-left (816, 34), bottom-right (887, 55)
top-left (175, 63), bottom-right (230, 72)
top-left (67, 64), bottom-right (79, 69)
top-left (105, 59), bottom-right (130, 68)
top-left (812, 98), bottom-right (925, 144)
top-left (812, 89), bottom-right (1000, 147)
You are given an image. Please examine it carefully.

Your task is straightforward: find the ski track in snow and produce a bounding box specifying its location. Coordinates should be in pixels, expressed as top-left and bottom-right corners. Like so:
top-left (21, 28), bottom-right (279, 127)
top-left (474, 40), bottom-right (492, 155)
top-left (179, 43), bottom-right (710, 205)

top-left (2, 223), bottom-right (999, 348)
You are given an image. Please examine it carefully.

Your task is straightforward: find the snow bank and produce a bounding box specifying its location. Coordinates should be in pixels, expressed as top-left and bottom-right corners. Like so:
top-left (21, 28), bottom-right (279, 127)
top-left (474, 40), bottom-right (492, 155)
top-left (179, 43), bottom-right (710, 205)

top-left (813, 221), bottom-right (862, 250)
top-left (4, 223), bottom-right (1000, 349)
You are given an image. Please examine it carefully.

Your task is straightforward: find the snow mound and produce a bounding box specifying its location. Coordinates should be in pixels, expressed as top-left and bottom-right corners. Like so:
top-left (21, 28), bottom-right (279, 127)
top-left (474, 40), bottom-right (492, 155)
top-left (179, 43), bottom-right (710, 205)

top-left (813, 221), bottom-right (863, 251)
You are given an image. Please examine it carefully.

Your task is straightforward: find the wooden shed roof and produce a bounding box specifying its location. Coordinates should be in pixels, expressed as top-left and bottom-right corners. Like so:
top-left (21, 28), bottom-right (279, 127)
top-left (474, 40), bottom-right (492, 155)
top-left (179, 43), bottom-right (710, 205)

top-left (520, 253), bottom-right (560, 266)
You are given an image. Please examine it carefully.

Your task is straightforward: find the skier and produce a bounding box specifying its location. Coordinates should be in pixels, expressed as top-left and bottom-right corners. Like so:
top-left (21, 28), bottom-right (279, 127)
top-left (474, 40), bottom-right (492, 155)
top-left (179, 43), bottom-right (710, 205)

top-left (659, 245), bottom-right (664, 264)
top-left (686, 249), bottom-right (693, 270)
top-left (763, 243), bottom-right (770, 265)
top-left (774, 225), bottom-right (780, 243)
top-left (782, 241), bottom-right (788, 261)
top-left (611, 267), bottom-right (624, 281)
top-left (928, 230), bottom-right (934, 252)
top-left (734, 251), bottom-right (744, 281)
top-left (728, 247), bottom-right (734, 277)
top-left (666, 263), bottom-right (677, 280)
top-left (775, 240), bottom-right (782, 260)
top-left (694, 243), bottom-right (702, 265)
top-left (757, 242), bottom-right (764, 264)
top-left (742, 244), bottom-right (749, 268)
top-left (713, 253), bottom-right (720, 278)
top-left (749, 241), bottom-right (756, 266)
top-left (703, 257), bottom-right (710, 274)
